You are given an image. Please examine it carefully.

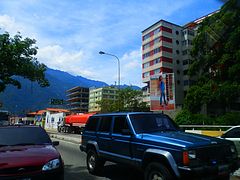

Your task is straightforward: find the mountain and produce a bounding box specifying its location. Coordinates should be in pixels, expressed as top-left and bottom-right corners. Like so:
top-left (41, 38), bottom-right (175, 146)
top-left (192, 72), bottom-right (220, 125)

top-left (0, 68), bottom-right (108, 114)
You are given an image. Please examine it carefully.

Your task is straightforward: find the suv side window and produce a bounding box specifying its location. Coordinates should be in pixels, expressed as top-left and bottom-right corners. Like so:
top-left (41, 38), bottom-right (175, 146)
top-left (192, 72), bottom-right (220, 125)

top-left (113, 116), bottom-right (129, 134)
top-left (85, 117), bottom-right (99, 131)
top-left (99, 116), bottom-right (112, 133)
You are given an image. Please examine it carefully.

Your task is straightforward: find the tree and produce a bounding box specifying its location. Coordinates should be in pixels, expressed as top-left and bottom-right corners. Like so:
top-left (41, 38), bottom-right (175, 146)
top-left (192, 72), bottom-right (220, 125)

top-left (0, 32), bottom-right (49, 92)
top-left (96, 87), bottom-right (149, 113)
top-left (185, 0), bottom-right (240, 113)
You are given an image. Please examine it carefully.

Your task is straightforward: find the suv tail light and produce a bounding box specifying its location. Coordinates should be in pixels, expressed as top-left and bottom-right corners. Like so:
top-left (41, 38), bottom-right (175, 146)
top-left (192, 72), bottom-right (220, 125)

top-left (183, 151), bottom-right (189, 166)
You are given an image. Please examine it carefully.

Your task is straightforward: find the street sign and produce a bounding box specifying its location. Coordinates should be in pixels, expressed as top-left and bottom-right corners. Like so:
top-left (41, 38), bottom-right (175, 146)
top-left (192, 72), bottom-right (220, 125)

top-left (50, 99), bottom-right (64, 105)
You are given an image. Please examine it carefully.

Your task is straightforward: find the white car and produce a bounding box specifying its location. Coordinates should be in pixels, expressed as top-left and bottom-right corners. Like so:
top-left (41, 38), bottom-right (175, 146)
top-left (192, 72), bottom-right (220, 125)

top-left (221, 126), bottom-right (240, 158)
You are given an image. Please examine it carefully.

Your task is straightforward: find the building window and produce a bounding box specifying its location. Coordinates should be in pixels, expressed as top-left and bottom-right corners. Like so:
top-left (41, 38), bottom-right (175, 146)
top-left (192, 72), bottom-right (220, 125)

top-left (143, 72), bottom-right (150, 78)
top-left (176, 30), bottom-right (179, 35)
top-left (154, 58), bottom-right (160, 64)
top-left (176, 40), bottom-right (179, 45)
top-left (143, 33), bottom-right (151, 41)
top-left (154, 68), bottom-right (160, 74)
top-left (183, 59), bottom-right (189, 65)
top-left (154, 28), bottom-right (160, 35)
top-left (188, 29), bottom-right (195, 36)
top-left (143, 62), bottom-right (150, 68)
top-left (177, 70), bottom-right (180, 74)
top-left (182, 50), bottom-right (188, 55)
top-left (176, 50), bottom-right (179, 54)
top-left (184, 80), bottom-right (189, 86)
top-left (177, 80), bottom-right (180, 85)
top-left (153, 47), bottom-right (160, 54)
top-left (183, 70), bottom-right (188, 75)
top-left (176, 60), bottom-right (180, 64)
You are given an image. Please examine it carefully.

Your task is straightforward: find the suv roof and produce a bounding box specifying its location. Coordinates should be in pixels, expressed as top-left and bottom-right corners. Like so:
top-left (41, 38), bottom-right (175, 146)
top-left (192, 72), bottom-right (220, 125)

top-left (92, 112), bottom-right (165, 117)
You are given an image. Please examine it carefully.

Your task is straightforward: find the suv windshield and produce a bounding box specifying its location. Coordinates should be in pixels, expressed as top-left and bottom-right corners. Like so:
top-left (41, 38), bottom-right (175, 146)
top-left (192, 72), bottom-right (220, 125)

top-left (0, 127), bottom-right (52, 146)
top-left (129, 114), bottom-right (179, 134)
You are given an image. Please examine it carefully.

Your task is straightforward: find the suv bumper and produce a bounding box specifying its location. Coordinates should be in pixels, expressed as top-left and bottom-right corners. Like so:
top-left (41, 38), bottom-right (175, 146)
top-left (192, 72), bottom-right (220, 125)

top-left (178, 160), bottom-right (239, 179)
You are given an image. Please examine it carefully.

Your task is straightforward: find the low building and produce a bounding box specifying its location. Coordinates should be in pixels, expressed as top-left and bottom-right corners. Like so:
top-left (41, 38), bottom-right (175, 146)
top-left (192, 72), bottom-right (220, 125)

top-left (88, 86), bottom-right (118, 112)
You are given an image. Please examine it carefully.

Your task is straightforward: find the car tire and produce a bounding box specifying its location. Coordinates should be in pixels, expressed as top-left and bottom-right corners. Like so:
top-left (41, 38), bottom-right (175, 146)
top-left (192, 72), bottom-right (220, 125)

top-left (144, 162), bottom-right (174, 180)
top-left (86, 149), bottom-right (105, 175)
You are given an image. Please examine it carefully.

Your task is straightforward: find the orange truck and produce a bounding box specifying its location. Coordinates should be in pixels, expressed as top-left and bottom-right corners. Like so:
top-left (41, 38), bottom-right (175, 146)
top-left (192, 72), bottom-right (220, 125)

top-left (57, 113), bottom-right (94, 134)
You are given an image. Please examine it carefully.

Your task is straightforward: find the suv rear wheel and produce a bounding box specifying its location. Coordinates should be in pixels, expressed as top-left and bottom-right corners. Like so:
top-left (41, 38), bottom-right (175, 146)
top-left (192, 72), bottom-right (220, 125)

top-left (144, 162), bottom-right (173, 180)
top-left (86, 149), bottom-right (105, 174)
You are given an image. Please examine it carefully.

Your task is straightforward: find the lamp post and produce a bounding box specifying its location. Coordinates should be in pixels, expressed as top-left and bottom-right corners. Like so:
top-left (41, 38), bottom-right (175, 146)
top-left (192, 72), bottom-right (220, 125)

top-left (99, 51), bottom-right (120, 89)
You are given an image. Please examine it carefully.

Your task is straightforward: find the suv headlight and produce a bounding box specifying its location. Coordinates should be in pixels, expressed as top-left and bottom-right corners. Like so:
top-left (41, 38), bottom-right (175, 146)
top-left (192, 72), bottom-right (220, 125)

top-left (42, 159), bottom-right (60, 171)
top-left (230, 145), bottom-right (236, 153)
top-left (188, 150), bottom-right (196, 159)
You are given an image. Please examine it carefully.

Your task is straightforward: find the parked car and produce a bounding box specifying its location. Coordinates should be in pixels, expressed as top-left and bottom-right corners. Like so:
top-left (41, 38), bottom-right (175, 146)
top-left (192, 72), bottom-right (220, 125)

top-left (80, 112), bottom-right (239, 180)
top-left (220, 125), bottom-right (240, 158)
top-left (0, 125), bottom-right (64, 179)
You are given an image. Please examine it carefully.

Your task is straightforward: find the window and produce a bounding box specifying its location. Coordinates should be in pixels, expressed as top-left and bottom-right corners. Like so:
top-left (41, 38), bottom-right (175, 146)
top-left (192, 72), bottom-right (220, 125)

top-left (85, 117), bottom-right (99, 131)
top-left (184, 80), bottom-right (189, 86)
top-left (99, 116), bottom-right (112, 133)
top-left (153, 47), bottom-right (160, 54)
top-left (176, 50), bottom-right (179, 54)
top-left (143, 72), bottom-right (150, 78)
top-left (188, 29), bottom-right (195, 36)
top-left (154, 68), bottom-right (160, 74)
top-left (143, 62), bottom-right (150, 68)
top-left (129, 114), bottom-right (179, 134)
top-left (176, 30), bottom-right (179, 35)
top-left (183, 70), bottom-right (188, 75)
top-left (183, 59), bottom-right (189, 65)
top-left (143, 33), bottom-right (150, 40)
top-left (176, 40), bottom-right (179, 45)
top-left (176, 60), bottom-right (180, 64)
top-left (177, 70), bottom-right (180, 74)
top-left (182, 40), bottom-right (187, 46)
top-left (154, 37), bottom-right (160, 44)
top-left (224, 127), bottom-right (240, 138)
top-left (182, 50), bottom-right (188, 55)
top-left (154, 58), bottom-right (160, 64)
top-left (143, 52), bottom-right (151, 59)
top-left (113, 116), bottom-right (129, 134)
top-left (154, 28), bottom-right (160, 35)
top-left (177, 80), bottom-right (180, 85)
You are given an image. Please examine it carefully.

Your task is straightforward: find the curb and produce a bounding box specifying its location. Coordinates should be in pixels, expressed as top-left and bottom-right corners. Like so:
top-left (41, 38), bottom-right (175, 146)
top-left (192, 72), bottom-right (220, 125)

top-left (49, 133), bottom-right (81, 144)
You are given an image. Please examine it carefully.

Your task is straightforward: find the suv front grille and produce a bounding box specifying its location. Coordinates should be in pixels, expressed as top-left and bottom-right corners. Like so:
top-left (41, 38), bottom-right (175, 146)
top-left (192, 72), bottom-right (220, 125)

top-left (196, 145), bottom-right (232, 164)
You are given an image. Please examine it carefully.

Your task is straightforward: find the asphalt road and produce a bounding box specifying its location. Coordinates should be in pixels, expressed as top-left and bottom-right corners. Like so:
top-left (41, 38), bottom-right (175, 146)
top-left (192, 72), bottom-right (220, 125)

top-left (52, 136), bottom-right (240, 180)
top-left (54, 138), bottom-right (144, 180)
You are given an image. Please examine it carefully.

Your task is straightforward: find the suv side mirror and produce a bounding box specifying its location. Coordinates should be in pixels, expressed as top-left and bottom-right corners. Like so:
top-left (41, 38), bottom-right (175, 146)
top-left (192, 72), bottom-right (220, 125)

top-left (52, 141), bottom-right (59, 146)
top-left (121, 129), bottom-right (132, 136)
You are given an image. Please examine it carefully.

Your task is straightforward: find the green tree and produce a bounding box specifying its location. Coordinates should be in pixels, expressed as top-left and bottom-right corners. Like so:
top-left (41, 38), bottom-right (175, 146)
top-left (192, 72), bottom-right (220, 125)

top-left (185, 0), bottom-right (240, 113)
top-left (118, 87), bottom-right (149, 112)
top-left (0, 32), bottom-right (49, 92)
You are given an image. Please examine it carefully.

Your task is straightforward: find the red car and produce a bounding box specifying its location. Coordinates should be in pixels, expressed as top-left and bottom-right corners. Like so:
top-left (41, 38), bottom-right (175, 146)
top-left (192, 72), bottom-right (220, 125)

top-left (0, 125), bottom-right (64, 180)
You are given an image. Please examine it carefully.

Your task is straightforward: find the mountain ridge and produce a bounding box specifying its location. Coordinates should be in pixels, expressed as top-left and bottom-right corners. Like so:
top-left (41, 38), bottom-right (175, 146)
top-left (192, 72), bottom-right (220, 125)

top-left (0, 68), bottom-right (140, 114)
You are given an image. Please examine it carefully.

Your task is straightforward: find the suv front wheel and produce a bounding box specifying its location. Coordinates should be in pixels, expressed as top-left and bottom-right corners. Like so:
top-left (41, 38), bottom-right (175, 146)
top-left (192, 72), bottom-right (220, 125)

top-left (144, 162), bottom-right (174, 180)
top-left (86, 149), bottom-right (105, 175)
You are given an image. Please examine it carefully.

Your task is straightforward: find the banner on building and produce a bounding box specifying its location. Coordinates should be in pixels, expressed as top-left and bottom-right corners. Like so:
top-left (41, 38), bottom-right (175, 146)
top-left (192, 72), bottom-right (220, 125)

top-left (150, 73), bottom-right (175, 111)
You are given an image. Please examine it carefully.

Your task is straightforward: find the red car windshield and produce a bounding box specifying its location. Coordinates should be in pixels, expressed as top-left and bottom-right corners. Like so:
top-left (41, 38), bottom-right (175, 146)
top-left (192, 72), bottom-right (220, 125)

top-left (0, 127), bottom-right (52, 146)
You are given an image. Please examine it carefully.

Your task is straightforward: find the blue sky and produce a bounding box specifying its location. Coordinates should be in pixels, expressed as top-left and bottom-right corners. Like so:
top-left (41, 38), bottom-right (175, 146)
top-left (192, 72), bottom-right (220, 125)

top-left (0, 0), bottom-right (223, 87)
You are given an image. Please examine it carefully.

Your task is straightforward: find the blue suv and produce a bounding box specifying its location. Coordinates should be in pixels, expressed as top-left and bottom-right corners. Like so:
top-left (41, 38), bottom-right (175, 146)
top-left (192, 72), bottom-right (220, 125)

top-left (80, 112), bottom-right (239, 180)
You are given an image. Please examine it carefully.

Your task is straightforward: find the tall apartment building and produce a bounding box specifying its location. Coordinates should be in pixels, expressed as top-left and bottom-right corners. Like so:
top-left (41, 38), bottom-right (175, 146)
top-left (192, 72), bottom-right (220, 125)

top-left (88, 86), bottom-right (118, 112)
top-left (66, 86), bottom-right (89, 113)
top-left (142, 20), bottom-right (186, 106)
top-left (142, 12), bottom-right (217, 107)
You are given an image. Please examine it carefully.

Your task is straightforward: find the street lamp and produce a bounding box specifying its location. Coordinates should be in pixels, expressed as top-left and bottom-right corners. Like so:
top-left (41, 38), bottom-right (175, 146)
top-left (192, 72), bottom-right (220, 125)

top-left (99, 51), bottom-right (120, 89)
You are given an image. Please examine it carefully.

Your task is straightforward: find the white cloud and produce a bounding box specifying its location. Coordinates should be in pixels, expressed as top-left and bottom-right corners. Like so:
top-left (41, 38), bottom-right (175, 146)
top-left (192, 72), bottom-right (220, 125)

top-left (0, 15), bottom-right (23, 34)
top-left (37, 45), bottom-right (96, 78)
